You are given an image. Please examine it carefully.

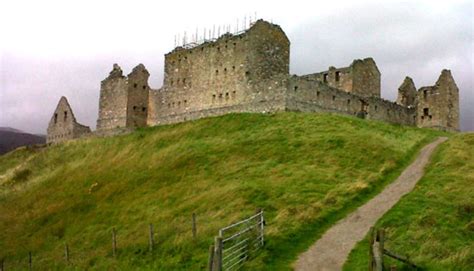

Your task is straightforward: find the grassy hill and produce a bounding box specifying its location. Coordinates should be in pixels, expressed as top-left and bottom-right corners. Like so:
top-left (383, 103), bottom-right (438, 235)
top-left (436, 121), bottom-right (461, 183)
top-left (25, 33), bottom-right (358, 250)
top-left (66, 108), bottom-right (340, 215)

top-left (343, 133), bottom-right (474, 271)
top-left (0, 112), bottom-right (446, 270)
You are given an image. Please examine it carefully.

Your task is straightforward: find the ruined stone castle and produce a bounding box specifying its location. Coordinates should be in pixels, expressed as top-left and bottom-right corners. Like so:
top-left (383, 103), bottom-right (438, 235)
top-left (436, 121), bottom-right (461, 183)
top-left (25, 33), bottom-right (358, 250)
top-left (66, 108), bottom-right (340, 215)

top-left (46, 20), bottom-right (460, 144)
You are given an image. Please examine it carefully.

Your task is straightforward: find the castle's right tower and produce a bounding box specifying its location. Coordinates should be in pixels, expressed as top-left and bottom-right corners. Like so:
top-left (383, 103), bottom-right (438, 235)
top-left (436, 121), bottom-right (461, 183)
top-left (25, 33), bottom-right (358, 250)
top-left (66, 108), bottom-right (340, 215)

top-left (416, 69), bottom-right (459, 131)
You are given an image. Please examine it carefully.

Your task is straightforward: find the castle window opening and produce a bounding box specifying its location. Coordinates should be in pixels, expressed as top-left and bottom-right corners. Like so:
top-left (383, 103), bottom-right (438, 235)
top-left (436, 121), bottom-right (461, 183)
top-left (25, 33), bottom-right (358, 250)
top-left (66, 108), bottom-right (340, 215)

top-left (332, 95), bottom-right (336, 101)
top-left (347, 99), bottom-right (351, 105)
top-left (216, 70), bottom-right (219, 75)
top-left (224, 68), bottom-right (227, 73)
top-left (375, 105), bottom-right (378, 111)
top-left (323, 73), bottom-right (328, 83)
top-left (217, 47), bottom-right (221, 51)
top-left (225, 45), bottom-right (228, 49)
top-left (317, 91), bottom-right (320, 97)
top-left (335, 71), bottom-right (341, 82)
top-left (133, 106), bottom-right (137, 110)
top-left (143, 85), bottom-right (146, 89)
top-left (212, 94), bottom-right (216, 100)
top-left (219, 93), bottom-right (223, 98)
top-left (54, 113), bottom-right (58, 124)
top-left (171, 80), bottom-right (174, 86)
top-left (64, 111), bottom-right (68, 121)
top-left (142, 107), bottom-right (146, 112)
top-left (168, 103), bottom-right (171, 108)
top-left (184, 100), bottom-right (187, 104)
top-left (423, 90), bottom-right (428, 99)
top-left (294, 86), bottom-right (298, 91)
top-left (423, 108), bottom-right (429, 116)
top-left (232, 91), bottom-right (236, 95)
top-left (233, 42), bottom-right (237, 46)
top-left (429, 115), bottom-right (432, 120)
top-left (245, 71), bottom-right (250, 76)
top-left (134, 83), bottom-right (138, 88)
top-left (232, 66), bottom-right (235, 71)
top-left (183, 78), bottom-right (186, 84)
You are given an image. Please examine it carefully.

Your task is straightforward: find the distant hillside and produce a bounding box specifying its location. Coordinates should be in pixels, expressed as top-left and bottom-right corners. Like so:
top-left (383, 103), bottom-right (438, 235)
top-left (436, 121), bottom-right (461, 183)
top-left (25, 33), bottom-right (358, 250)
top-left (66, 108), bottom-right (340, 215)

top-left (0, 127), bottom-right (45, 155)
top-left (0, 113), bottom-right (447, 270)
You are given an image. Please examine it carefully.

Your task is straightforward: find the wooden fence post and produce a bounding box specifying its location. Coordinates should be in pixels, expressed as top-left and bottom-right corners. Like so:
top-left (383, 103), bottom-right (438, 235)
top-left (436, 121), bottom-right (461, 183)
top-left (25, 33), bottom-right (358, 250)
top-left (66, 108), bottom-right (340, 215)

top-left (28, 252), bottom-right (32, 271)
top-left (214, 237), bottom-right (223, 271)
top-left (148, 223), bottom-right (154, 252)
top-left (369, 227), bottom-right (375, 271)
top-left (192, 213), bottom-right (197, 238)
top-left (65, 243), bottom-right (70, 263)
top-left (378, 228), bottom-right (385, 269)
top-left (207, 245), bottom-right (215, 271)
top-left (112, 227), bottom-right (117, 257)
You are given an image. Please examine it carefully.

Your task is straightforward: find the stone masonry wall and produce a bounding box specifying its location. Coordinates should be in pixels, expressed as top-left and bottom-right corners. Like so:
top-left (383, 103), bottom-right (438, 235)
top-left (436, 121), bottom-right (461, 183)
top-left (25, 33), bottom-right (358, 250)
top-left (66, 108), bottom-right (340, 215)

top-left (396, 76), bottom-right (417, 107)
top-left (97, 65), bottom-right (128, 131)
top-left (147, 20), bottom-right (289, 126)
top-left (47, 97), bottom-right (91, 144)
top-left (126, 64), bottom-right (150, 128)
top-left (416, 70), bottom-right (459, 131)
top-left (301, 58), bottom-right (381, 98)
top-left (286, 76), bottom-right (415, 126)
top-left (97, 64), bottom-right (150, 131)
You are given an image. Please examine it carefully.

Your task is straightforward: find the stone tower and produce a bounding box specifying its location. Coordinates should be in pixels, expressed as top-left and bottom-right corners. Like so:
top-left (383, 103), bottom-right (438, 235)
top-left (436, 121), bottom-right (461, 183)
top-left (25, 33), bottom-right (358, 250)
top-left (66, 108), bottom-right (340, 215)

top-left (396, 76), bottom-right (417, 107)
top-left (47, 96), bottom-right (91, 144)
top-left (416, 69), bottom-right (459, 131)
top-left (96, 64), bottom-right (150, 131)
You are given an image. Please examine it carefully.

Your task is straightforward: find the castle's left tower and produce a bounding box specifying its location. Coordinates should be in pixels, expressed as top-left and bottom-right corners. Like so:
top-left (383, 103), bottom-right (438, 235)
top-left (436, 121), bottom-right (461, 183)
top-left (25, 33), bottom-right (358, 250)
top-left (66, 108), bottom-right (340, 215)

top-left (97, 64), bottom-right (150, 131)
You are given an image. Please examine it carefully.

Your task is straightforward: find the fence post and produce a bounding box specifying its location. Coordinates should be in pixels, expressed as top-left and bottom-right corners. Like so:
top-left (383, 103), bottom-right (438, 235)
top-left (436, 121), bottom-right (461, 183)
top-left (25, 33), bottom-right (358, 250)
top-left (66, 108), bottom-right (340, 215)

top-left (378, 228), bottom-right (385, 269)
top-left (149, 223), bottom-right (154, 252)
top-left (28, 252), bottom-right (32, 271)
top-left (65, 243), bottom-right (70, 263)
top-left (214, 237), bottom-right (223, 271)
top-left (112, 227), bottom-right (117, 257)
top-left (368, 227), bottom-right (375, 271)
top-left (257, 208), bottom-right (264, 246)
top-left (192, 213), bottom-right (197, 238)
top-left (207, 245), bottom-right (215, 271)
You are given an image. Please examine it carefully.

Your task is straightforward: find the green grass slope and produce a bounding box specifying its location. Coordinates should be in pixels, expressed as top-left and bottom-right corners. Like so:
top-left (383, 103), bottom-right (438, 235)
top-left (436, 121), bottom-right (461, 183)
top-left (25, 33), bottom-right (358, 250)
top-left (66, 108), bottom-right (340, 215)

top-left (344, 133), bottom-right (474, 271)
top-left (0, 113), bottom-right (446, 270)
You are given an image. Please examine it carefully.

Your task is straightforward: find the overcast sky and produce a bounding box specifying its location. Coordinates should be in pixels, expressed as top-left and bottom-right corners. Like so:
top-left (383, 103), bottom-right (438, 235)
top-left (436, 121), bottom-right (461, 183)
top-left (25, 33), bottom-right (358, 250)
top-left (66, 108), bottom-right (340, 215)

top-left (1, 0), bottom-right (472, 134)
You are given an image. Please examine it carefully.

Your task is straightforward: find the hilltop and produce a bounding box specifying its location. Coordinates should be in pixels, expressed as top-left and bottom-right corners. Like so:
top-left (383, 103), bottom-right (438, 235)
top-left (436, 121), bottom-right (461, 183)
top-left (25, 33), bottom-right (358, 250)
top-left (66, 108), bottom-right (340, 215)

top-left (0, 112), bottom-right (447, 270)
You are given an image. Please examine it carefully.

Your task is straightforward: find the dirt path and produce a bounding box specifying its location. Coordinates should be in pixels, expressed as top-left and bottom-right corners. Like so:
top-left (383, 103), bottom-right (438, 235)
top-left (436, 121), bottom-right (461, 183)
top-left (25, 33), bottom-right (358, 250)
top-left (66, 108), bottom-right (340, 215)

top-left (294, 137), bottom-right (448, 271)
